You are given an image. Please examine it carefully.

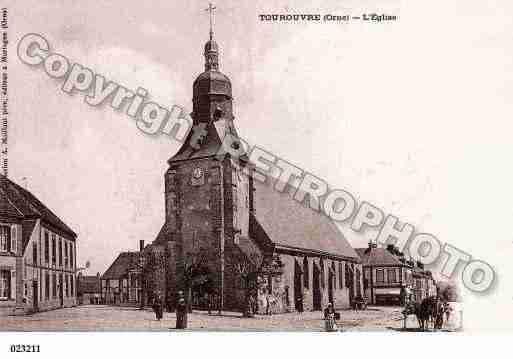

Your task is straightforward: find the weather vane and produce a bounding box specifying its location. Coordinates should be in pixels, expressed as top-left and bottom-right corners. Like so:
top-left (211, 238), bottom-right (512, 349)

top-left (205, 2), bottom-right (216, 40)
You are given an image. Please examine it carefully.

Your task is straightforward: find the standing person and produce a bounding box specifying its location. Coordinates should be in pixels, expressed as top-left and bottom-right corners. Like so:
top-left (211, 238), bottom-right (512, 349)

top-left (406, 285), bottom-right (413, 303)
top-left (324, 303), bottom-right (338, 332)
top-left (266, 293), bottom-right (272, 316)
top-left (246, 294), bottom-right (256, 318)
top-left (207, 292), bottom-right (212, 315)
top-left (400, 286), bottom-right (407, 306)
top-left (296, 294), bottom-right (304, 313)
top-left (152, 292), bottom-right (163, 321)
top-left (176, 291), bottom-right (188, 329)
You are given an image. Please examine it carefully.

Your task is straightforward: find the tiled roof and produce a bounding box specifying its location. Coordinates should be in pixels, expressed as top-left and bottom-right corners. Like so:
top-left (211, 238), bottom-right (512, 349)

top-left (0, 187), bottom-right (23, 219)
top-left (252, 180), bottom-right (360, 261)
top-left (355, 247), bottom-right (406, 266)
top-left (153, 222), bottom-right (174, 245)
top-left (0, 175), bottom-right (76, 238)
top-left (102, 252), bottom-right (140, 279)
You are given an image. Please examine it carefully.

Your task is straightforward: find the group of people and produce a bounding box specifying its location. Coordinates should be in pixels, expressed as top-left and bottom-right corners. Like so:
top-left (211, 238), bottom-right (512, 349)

top-left (149, 292), bottom-right (354, 332)
top-left (151, 291), bottom-right (188, 329)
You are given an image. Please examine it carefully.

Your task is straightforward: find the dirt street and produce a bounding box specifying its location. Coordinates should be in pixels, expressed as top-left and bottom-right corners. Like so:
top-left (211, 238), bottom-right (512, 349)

top-left (1, 305), bottom-right (431, 332)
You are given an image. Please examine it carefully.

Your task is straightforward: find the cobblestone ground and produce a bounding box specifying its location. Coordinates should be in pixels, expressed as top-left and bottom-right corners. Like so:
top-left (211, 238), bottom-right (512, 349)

top-left (0, 305), bottom-right (435, 332)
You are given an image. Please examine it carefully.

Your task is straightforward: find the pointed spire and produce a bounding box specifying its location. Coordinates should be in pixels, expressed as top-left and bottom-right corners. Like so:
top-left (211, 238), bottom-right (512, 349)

top-left (203, 3), bottom-right (219, 71)
top-left (206, 3), bottom-right (216, 40)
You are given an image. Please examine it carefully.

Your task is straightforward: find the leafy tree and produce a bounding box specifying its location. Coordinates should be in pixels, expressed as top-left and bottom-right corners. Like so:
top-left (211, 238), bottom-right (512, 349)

top-left (142, 245), bottom-right (167, 307)
top-left (437, 281), bottom-right (460, 302)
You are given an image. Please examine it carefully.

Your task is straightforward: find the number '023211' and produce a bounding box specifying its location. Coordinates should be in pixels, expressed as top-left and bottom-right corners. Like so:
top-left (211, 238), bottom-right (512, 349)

top-left (10, 344), bottom-right (40, 353)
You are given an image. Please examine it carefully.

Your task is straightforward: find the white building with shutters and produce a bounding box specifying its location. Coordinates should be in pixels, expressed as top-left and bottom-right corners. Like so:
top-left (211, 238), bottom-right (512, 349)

top-left (0, 175), bottom-right (77, 316)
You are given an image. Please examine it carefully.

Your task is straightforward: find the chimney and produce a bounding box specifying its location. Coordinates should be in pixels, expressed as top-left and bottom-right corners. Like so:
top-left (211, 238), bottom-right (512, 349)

top-left (139, 240), bottom-right (145, 252)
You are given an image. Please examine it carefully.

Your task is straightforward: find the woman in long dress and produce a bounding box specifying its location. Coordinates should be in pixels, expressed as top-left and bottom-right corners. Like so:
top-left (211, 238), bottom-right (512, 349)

top-left (324, 303), bottom-right (338, 332)
top-left (153, 292), bottom-right (163, 321)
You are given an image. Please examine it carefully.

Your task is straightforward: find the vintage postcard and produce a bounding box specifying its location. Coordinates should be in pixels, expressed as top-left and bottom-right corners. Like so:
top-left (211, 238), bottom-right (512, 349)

top-left (0, 0), bottom-right (511, 357)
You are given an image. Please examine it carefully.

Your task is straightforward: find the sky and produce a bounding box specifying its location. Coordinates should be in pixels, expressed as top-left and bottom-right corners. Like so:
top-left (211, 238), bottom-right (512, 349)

top-left (5, 0), bottom-right (513, 329)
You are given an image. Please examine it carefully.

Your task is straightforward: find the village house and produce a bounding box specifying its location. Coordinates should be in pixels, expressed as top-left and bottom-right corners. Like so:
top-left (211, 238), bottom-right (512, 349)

top-left (101, 241), bottom-right (144, 305)
top-left (0, 175), bottom-right (77, 316)
top-left (77, 272), bottom-right (101, 305)
top-left (356, 243), bottom-right (437, 305)
top-left (412, 264), bottom-right (437, 300)
top-left (141, 28), bottom-right (363, 314)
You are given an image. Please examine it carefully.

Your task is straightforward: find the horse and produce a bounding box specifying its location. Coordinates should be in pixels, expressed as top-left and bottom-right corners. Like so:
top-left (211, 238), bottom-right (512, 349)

top-left (416, 296), bottom-right (439, 331)
top-left (433, 299), bottom-right (447, 330)
top-left (402, 296), bottom-right (441, 331)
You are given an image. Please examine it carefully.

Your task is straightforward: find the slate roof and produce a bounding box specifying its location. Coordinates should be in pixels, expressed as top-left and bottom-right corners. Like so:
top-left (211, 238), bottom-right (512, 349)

top-left (0, 175), bottom-right (76, 238)
top-left (355, 247), bottom-right (406, 267)
top-left (168, 119), bottom-right (241, 163)
top-left (102, 252), bottom-right (140, 280)
top-left (78, 275), bottom-right (101, 294)
top-left (252, 180), bottom-right (360, 262)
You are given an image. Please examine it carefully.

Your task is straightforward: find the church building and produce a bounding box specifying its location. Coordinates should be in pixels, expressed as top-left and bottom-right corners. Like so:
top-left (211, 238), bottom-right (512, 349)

top-left (143, 26), bottom-right (362, 314)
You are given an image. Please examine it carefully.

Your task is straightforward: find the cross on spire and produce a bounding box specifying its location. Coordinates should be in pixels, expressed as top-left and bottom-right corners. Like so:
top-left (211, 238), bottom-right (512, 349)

top-left (205, 2), bottom-right (216, 40)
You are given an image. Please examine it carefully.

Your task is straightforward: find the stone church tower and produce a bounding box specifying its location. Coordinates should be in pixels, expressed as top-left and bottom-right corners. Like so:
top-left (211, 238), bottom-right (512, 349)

top-left (146, 20), bottom-right (362, 315)
top-left (152, 29), bottom-right (257, 311)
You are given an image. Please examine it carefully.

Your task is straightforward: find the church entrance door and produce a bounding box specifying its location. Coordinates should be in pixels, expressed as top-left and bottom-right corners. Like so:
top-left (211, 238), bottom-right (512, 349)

top-left (191, 267), bottom-right (214, 311)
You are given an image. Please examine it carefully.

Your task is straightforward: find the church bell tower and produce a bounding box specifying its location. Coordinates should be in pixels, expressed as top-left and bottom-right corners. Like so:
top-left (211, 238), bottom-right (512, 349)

top-left (191, 33), bottom-right (234, 125)
top-left (162, 5), bottom-right (255, 312)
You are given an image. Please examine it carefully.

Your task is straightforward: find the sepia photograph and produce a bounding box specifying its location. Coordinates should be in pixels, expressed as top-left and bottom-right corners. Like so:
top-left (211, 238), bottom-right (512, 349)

top-left (1, 0), bottom-right (512, 357)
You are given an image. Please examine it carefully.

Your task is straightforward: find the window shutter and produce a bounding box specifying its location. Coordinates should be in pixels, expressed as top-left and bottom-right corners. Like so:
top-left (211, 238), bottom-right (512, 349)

top-left (10, 225), bottom-right (17, 255)
top-left (10, 270), bottom-right (15, 300)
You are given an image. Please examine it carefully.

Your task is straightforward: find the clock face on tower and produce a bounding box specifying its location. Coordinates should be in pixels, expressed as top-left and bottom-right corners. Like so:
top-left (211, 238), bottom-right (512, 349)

top-left (193, 168), bottom-right (203, 179)
top-left (191, 167), bottom-right (205, 186)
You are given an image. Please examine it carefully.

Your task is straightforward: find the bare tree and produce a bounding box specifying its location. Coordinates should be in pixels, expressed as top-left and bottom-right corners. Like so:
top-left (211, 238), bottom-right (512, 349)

top-left (232, 252), bottom-right (263, 317)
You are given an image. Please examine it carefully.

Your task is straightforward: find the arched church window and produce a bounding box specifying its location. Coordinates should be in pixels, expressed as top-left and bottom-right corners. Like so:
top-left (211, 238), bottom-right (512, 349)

top-left (338, 262), bottom-right (344, 289)
top-left (303, 257), bottom-right (309, 289)
top-left (320, 258), bottom-right (325, 289)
